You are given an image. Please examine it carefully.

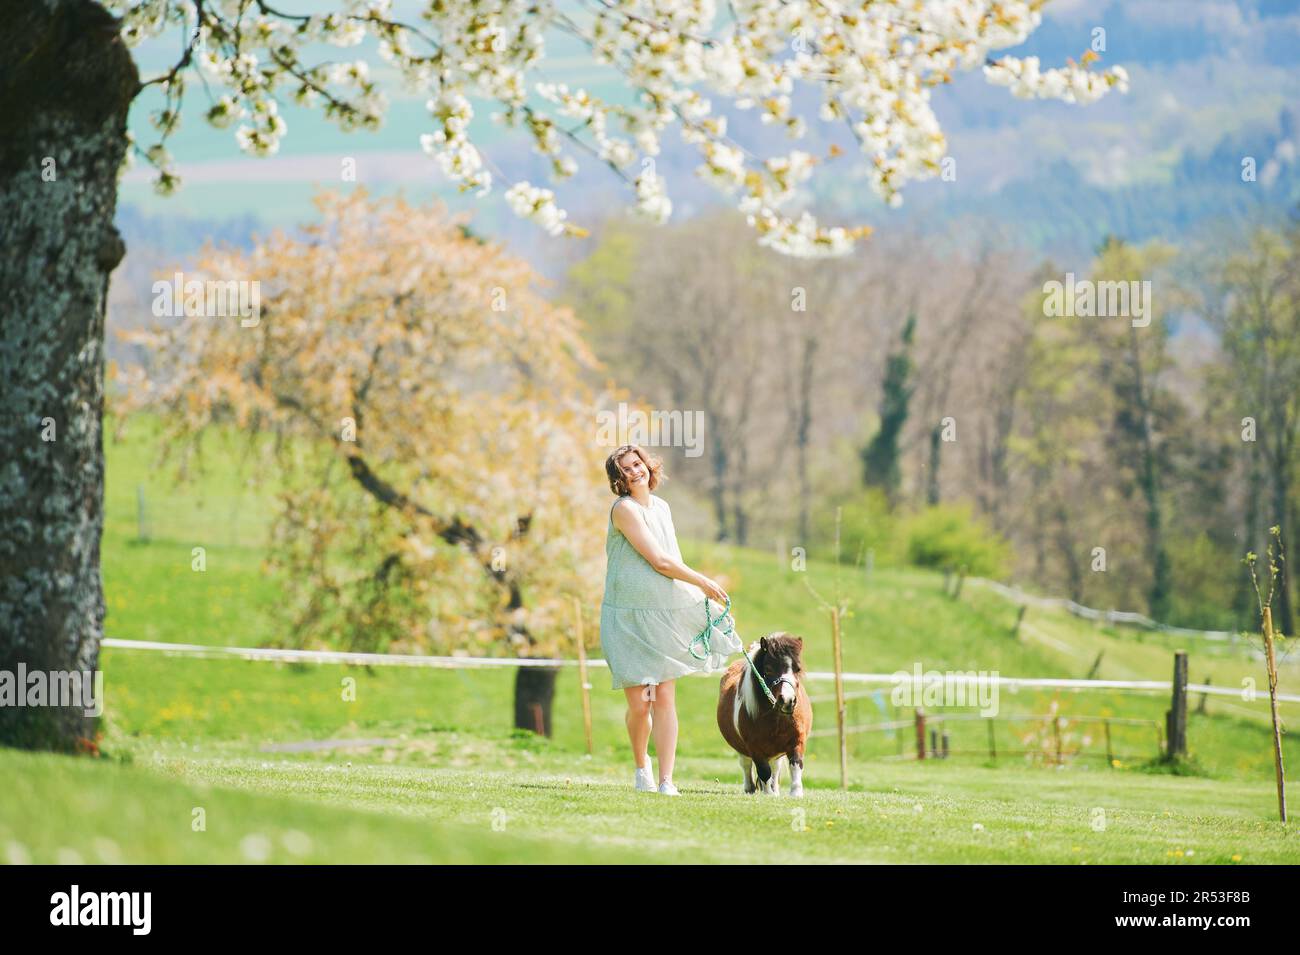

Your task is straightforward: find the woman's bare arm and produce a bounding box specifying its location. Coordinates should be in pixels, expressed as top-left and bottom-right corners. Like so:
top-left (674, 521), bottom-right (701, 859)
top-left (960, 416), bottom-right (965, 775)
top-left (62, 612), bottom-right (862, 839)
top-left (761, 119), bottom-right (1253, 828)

top-left (612, 501), bottom-right (729, 603)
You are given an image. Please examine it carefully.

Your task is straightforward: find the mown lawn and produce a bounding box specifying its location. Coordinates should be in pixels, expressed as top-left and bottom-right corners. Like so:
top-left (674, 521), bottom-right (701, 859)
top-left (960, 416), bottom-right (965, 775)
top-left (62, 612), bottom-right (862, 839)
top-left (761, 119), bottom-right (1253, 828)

top-left (0, 748), bottom-right (650, 864)
top-left (6, 738), bottom-right (1297, 864)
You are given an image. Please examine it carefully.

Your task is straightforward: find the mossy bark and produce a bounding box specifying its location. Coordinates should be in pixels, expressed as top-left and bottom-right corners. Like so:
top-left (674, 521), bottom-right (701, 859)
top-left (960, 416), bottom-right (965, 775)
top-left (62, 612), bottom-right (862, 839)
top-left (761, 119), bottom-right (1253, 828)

top-left (0, 0), bottom-right (139, 750)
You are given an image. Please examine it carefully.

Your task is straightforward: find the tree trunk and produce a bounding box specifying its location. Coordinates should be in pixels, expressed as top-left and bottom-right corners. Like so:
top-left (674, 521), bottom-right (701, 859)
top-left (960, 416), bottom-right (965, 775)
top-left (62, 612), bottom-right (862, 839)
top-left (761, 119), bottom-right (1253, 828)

top-left (1271, 466), bottom-right (1296, 637)
top-left (794, 334), bottom-right (816, 545)
top-left (981, 379), bottom-right (1018, 533)
top-left (1237, 441), bottom-right (1264, 622)
top-left (731, 436), bottom-right (750, 546)
top-left (0, 0), bottom-right (138, 751)
top-left (1054, 502), bottom-right (1084, 603)
top-left (926, 424), bottom-right (942, 506)
top-left (709, 434), bottom-right (730, 542)
top-left (513, 667), bottom-right (556, 737)
top-left (1127, 326), bottom-right (1171, 621)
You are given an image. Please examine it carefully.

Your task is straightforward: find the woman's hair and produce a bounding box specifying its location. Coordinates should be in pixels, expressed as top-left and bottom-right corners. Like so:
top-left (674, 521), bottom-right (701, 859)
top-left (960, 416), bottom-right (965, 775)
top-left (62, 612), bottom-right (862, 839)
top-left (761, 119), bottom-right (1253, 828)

top-left (605, 444), bottom-right (665, 496)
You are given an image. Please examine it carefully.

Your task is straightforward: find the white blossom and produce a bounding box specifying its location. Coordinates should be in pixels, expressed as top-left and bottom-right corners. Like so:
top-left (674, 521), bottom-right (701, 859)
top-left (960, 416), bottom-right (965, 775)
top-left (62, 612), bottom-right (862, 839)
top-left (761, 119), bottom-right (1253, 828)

top-left (634, 170), bottom-right (672, 223)
top-left (113, 0), bottom-right (1130, 255)
top-left (505, 182), bottom-right (568, 236)
top-left (205, 95), bottom-right (245, 130)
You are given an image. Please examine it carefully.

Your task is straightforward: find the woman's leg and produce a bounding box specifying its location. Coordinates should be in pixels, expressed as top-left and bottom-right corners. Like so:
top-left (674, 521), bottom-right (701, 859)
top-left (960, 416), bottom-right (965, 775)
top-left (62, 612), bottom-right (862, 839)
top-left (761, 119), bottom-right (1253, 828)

top-left (623, 686), bottom-right (652, 768)
top-left (650, 679), bottom-right (678, 784)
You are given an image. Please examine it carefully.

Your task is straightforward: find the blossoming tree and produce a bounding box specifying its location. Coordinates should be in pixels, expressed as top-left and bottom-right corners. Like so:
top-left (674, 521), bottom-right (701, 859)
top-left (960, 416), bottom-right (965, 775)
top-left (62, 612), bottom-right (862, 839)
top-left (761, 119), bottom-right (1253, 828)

top-left (127, 0), bottom-right (1126, 254)
top-left (0, 0), bottom-right (1125, 750)
top-left (120, 191), bottom-right (608, 735)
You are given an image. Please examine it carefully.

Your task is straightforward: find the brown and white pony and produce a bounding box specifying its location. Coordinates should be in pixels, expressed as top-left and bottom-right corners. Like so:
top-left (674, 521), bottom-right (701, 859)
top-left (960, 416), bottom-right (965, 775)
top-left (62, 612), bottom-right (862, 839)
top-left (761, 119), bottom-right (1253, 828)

top-left (716, 633), bottom-right (813, 796)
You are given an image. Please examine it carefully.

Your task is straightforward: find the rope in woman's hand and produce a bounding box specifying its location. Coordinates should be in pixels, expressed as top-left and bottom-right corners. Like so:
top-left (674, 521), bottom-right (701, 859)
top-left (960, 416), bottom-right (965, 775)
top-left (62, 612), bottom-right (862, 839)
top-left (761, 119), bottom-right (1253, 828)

top-left (688, 595), bottom-right (735, 661)
top-left (688, 596), bottom-right (778, 706)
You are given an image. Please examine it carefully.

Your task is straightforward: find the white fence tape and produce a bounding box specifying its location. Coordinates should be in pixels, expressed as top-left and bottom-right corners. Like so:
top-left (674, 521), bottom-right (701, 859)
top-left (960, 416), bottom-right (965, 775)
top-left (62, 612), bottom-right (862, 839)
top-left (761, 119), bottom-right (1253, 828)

top-left (967, 578), bottom-right (1241, 642)
top-left (101, 638), bottom-right (592, 670)
top-left (101, 637), bottom-right (1300, 704)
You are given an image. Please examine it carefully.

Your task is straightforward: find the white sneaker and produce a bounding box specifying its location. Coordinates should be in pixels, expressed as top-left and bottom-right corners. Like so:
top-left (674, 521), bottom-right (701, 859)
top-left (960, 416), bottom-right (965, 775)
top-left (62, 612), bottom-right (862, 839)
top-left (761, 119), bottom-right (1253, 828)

top-left (634, 764), bottom-right (655, 793)
top-left (657, 780), bottom-right (680, 796)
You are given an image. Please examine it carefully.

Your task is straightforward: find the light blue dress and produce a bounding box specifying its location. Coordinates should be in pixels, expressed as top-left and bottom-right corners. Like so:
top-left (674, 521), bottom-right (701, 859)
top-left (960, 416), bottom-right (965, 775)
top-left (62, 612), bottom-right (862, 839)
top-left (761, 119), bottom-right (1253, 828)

top-left (599, 493), bottom-right (742, 690)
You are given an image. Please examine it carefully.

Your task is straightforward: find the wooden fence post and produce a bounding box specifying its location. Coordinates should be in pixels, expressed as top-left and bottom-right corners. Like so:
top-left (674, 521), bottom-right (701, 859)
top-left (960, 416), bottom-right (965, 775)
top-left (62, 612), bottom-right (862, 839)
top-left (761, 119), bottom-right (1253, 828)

top-left (136, 483), bottom-right (150, 542)
top-left (986, 717), bottom-right (996, 762)
top-left (1086, 650), bottom-right (1104, 680)
top-left (1012, 604), bottom-right (1026, 639)
top-left (831, 607), bottom-right (847, 789)
top-left (1104, 719), bottom-right (1114, 768)
top-left (915, 708), bottom-right (926, 761)
top-left (1262, 608), bottom-right (1288, 822)
top-left (1165, 650), bottom-right (1188, 760)
top-left (1196, 677), bottom-right (1210, 716)
top-left (573, 597), bottom-right (593, 756)
top-left (895, 704), bottom-right (903, 758)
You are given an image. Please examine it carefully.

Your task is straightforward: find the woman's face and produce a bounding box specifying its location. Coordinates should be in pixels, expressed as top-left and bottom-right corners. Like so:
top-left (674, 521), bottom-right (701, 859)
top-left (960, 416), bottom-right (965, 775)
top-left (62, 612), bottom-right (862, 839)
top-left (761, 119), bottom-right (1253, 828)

top-left (618, 452), bottom-right (648, 490)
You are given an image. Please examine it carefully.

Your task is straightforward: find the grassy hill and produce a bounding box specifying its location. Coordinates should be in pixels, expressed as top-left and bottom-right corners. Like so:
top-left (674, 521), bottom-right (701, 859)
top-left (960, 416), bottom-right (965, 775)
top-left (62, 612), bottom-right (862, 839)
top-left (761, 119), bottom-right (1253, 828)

top-left (5, 418), bottom-right (1295, 864)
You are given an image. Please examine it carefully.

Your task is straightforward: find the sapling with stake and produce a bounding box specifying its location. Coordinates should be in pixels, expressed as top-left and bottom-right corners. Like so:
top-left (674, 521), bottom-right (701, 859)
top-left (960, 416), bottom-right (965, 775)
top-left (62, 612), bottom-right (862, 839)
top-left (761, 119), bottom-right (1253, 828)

top-left (1245, 526), bottom-right (1289, 823)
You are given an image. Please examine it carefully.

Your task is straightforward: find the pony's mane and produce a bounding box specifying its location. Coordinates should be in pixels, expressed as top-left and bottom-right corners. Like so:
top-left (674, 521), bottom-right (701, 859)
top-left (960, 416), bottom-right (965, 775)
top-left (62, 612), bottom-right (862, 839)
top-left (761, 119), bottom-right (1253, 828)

top-left (759, 632), bottom-right (804, 670)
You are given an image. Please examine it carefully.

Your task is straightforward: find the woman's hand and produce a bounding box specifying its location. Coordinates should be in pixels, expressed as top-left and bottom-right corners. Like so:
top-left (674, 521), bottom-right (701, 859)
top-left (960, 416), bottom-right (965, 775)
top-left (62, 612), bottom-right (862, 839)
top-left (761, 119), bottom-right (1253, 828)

top-left (697, 576), bottom-right (729, 604)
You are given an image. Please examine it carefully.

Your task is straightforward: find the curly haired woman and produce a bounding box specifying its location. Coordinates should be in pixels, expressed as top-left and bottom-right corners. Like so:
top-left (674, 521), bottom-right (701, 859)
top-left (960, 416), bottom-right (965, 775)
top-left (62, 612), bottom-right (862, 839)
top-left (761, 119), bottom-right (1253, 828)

top-left (599, 444), bottom-right (741, 795)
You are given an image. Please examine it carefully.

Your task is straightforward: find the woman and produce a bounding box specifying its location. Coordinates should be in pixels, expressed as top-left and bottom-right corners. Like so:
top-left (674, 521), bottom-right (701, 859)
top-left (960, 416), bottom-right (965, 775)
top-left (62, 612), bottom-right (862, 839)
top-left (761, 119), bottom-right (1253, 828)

top-left (599, 444), bottom-right (742, 795)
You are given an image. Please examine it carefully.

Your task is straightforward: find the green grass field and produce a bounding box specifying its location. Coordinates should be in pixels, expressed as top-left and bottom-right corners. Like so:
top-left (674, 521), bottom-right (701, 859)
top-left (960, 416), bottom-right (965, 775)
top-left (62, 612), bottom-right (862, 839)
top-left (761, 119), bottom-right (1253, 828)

top-left (9, 737), bottom-right (1297, 865)
top-left (5, 420), bottom-right (1297, 864)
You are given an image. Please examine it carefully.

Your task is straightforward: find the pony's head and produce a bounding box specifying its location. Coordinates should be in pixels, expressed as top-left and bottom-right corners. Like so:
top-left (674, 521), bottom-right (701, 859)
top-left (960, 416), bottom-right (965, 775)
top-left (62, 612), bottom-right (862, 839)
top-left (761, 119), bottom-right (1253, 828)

top-left (755, 632), bottom-right (804, 715)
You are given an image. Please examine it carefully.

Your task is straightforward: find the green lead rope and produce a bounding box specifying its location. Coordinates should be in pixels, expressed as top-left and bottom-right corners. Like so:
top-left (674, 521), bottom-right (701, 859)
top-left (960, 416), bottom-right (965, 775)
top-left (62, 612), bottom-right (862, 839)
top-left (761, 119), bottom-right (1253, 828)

top-left (688, 596), bottom-right (777, 707)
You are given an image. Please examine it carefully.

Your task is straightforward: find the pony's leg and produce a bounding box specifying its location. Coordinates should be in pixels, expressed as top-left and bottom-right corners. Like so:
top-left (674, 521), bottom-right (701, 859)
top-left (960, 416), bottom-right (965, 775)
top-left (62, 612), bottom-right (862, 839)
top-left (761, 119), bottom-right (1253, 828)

top-left (787, 752), bottom-right (804, 798)
top-left (753, 758), bottom-right (776, 796)
top-left (771, 755), bottom-right (788, 796)
top-left (738, 754), bottom-right (756, 794)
